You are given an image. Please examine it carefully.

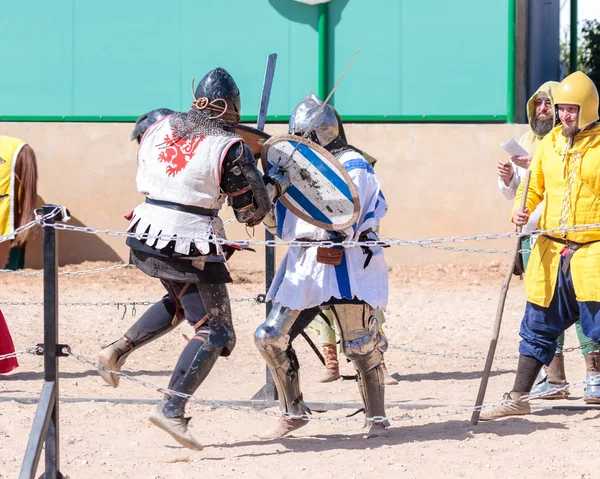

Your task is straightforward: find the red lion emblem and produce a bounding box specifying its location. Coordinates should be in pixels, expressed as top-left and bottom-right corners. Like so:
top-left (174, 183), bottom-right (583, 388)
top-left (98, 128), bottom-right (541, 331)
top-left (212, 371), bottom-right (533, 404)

top-left (157, 131), bottom-right (205, 177)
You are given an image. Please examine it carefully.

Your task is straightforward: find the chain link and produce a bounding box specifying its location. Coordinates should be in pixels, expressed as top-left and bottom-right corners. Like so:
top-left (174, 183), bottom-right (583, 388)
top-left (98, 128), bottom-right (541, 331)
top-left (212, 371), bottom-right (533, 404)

top-left (0, 263), bottom-right (133, 277)
top-left (0, 206), bottom-right (64, 245)
top-left (0, 295), bottom-right (264, 308)
top-left (562, 339), bottom-right (599, 353)
top-left (390, 341), bottom-right (596, 360)
top-left (389, 345), bottom-right (519, 360)
top-left (38, 208), bottom-right (600, 250)
top-left (64, 348), bottom-right (592, 423)
top-left (0, 346), bottom-right (42, 362)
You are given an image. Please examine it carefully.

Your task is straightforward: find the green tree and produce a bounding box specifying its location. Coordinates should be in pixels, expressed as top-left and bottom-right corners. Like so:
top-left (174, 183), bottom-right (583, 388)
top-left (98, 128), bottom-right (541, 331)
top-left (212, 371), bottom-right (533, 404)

top-left (580, 19), bottom-right (600, 96)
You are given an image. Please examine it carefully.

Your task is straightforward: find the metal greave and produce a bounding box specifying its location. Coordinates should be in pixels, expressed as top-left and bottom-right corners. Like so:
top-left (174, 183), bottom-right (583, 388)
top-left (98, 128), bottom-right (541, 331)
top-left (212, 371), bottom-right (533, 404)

top-left (254, 304), bottom-right (308, 415)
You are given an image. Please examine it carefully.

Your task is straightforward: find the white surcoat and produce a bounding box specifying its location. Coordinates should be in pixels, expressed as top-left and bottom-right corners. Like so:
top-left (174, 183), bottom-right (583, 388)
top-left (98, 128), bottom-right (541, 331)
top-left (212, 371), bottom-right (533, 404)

top-left (267, 150), bottom-right (389, 310)
top-left (129, 115), bottom-right (240, 255)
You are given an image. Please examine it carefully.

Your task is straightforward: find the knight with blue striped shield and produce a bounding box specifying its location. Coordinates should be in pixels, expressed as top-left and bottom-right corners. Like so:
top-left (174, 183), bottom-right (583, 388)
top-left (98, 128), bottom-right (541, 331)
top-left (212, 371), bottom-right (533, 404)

top-left (254, 93), bottom-right (390, 439)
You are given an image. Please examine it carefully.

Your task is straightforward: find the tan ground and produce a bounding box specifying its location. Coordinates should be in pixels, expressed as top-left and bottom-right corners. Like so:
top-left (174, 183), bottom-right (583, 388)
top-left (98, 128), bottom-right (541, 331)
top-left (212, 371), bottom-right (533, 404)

top-left (0, 261), bottom-right (598, 479)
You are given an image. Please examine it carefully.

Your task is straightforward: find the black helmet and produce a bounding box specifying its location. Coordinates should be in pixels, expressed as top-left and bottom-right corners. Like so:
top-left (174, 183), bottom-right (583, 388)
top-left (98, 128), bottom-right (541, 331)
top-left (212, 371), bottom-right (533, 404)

top-left (193, 67), bottom-right (241, 123)
top-left (131, 108), bottom-right (174, 143)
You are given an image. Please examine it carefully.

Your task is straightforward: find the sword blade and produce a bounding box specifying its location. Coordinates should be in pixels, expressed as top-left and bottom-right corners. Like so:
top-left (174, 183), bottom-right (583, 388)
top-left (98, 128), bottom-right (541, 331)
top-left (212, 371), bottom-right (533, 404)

top-left (256, 53), bottom-right (277, 132)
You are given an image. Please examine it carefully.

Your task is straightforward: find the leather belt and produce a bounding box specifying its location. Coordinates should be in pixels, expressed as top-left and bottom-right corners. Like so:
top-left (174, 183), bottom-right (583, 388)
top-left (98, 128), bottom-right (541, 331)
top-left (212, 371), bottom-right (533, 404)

top-left (543, 235), bottom-right (600, 274)
top-left (145, 197), bottom-right (219, 217)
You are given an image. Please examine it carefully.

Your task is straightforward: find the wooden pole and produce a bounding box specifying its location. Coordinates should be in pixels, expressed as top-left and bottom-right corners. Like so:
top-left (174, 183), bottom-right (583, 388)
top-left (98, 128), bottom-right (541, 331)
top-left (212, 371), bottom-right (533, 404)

top-left (470, 170), bottom-right (531, 425)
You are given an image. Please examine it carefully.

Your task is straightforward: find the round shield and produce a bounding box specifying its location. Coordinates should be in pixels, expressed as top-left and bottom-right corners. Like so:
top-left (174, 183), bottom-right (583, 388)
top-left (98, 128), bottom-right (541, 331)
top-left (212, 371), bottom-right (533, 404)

top-left (235, 124), bottom-right (271, 158)
top-left (261, 135), bottom-right (360, 231)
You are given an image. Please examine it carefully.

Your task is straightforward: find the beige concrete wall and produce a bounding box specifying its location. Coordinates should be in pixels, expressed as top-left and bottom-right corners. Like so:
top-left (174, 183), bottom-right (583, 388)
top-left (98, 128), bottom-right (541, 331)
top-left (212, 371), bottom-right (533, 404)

top-left (0, 122), bottom-right (529, 269)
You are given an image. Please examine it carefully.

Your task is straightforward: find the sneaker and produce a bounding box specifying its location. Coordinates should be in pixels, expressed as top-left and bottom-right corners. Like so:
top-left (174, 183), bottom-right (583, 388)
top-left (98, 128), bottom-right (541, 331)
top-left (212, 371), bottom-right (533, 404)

top-left (478, 392), bottom-right (531, 421)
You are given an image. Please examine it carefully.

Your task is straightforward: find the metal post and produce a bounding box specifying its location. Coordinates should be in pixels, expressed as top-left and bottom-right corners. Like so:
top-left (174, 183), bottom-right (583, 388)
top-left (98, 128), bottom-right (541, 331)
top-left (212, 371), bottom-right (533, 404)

top-left (20, 205), bottom-right (65, 479)
top-left (507, 0), bottom-right (517, 123)
top-left (43, 205), bottom-right (61, 478)
top-left (318, 2), bottom-right (330, 100)
top-left (264, 232), bottom-right (277, 402)
top-left (570, 0), bottom-right (578, 72)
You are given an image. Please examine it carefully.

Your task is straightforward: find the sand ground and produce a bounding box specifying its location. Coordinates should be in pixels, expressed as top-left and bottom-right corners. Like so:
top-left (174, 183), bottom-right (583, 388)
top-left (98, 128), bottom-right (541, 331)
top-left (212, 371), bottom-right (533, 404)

top-left (0, 261), bottom-right (598, 479)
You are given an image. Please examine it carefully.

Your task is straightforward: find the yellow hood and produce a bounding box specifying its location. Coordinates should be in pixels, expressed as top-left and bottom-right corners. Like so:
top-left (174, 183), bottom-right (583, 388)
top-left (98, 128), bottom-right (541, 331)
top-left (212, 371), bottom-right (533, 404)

top-left (526, 81), bottom-right (560, 139)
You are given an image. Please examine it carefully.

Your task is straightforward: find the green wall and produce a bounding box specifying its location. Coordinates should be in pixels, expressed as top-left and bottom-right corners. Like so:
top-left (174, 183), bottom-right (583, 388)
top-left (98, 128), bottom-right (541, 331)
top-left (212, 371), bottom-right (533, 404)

top-left (0, 0), bottom-right (512, 122)
top-left (329, 0), bottom-right (510, 120)
top-left (0, 0), bottom-right (319, 121)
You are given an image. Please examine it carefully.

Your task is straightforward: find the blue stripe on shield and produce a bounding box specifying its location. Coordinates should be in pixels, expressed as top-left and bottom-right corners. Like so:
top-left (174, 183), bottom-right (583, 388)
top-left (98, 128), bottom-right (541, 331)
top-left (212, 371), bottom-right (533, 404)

top-left (290, 141), bottom-right (354, 203)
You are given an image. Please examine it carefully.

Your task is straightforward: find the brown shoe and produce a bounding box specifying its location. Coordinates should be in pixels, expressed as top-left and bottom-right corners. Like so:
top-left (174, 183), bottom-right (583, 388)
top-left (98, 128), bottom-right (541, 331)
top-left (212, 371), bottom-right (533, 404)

top-left (316, 344), bottom-right (340, 383)
top-left (381, 360), bottom-right (398, 385)
top-left (478, 392), bottom-right (531, 421)
top-left (256, 416), bottom-right (308, 439)
top-left (97, 338), bottom-right (131, 388)
top-left (149, 404), bottom-right (203, 451)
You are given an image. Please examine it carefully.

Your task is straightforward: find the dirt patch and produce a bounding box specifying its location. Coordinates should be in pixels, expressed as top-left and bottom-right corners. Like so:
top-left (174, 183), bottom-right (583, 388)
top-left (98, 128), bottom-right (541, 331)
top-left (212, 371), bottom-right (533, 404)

top-left (0, 261), bottom-right (597, 479)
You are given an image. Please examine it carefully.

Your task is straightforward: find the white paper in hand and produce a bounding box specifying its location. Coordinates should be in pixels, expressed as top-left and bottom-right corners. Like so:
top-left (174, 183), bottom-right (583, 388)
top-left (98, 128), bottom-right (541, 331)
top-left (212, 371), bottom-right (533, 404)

top-left (501, 139), bottom-right (529, 157)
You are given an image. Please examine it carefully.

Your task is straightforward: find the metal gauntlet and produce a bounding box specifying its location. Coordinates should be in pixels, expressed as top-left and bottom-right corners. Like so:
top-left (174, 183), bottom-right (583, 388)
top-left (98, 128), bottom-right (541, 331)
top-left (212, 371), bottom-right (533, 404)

top-left (221, 142), bottom-right (272, 227)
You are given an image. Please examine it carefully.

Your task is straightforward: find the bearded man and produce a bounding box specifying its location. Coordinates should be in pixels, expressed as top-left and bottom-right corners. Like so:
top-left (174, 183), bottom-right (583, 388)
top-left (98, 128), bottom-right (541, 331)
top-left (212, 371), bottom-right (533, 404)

top-left (482, 71), bottom-right (600, 420)
top-left (497, 81), bottom-right (600, 402)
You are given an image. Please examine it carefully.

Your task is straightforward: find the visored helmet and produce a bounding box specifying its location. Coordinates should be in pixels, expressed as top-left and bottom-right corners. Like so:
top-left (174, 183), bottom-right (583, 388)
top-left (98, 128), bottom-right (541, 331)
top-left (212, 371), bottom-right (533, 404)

top-left (554, 71), bottom-right (599, 130)
top-left (192, 67), bottom-right (241, 124)
top-left (289, 93), bottom-right (342, 148)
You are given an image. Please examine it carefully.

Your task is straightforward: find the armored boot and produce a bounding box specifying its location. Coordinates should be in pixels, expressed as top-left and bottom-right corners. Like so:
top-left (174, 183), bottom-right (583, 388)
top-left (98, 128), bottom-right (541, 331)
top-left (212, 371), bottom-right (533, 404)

top-left (381, 359), bottom-right (398, 385)
top-left (529, 355), bottom-right (569, 399)
top-left (479, 392), bottom-right (531, 421)
top-left (316, 344), bottom-right (340, 383)
top-left (584, 351), bottom-right (600, 404)
top-left (255, 346), bottom-right (311, 439)
top-left (254, 305), bottom-right (312, 439)
top-left (358, 365), bottom-right (389, 438)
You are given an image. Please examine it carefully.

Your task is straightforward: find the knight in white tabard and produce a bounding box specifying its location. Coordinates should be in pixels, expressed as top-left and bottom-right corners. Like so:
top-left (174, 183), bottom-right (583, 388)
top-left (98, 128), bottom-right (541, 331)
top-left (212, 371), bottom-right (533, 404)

top-left (254, 94), bottom-right (390, 439)
top-left (96, 68), bottom-right (288, 450)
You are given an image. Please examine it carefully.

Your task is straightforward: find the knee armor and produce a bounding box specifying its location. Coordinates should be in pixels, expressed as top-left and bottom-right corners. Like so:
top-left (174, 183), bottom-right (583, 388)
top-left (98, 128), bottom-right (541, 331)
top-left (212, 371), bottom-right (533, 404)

top-left (333, 304), bottom-right (387, 372)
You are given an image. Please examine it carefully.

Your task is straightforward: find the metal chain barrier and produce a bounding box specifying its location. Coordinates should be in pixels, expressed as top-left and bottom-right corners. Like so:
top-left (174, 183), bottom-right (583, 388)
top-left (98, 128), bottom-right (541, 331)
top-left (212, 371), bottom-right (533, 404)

top-left (389, 345), bottom-right (519, 360)
top-left (0, 346), bottom-right (42, 362)
top-left (0, 295), bottom-right (264, 319)
top-left (37, 210), bottom-right (600, 249)
top-left (389, 341), bottom-right (597, 360)
top-left (0, 206), bottom-right (64, 245)
top-left (65, 347), bottom-right (591, 424)
top-left (0, 263), bottom-right (133, 277)
top-left (0, 295), bottom-right (265, 308)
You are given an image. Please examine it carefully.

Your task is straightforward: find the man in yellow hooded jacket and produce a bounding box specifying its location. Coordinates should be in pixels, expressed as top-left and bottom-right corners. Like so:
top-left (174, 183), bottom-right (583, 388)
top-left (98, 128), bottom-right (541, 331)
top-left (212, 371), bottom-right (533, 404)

top-left (498, 81), bottom-right (600, 401)
top-left (481, 71), bottom-right (600, 420)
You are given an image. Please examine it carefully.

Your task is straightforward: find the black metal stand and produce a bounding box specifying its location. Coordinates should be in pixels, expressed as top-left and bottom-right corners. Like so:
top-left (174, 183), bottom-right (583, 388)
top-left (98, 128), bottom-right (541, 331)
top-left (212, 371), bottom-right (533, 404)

top-left (251, 229), bottom-right (277, 404)
top-left (20, 205), bottom-right (67, 479)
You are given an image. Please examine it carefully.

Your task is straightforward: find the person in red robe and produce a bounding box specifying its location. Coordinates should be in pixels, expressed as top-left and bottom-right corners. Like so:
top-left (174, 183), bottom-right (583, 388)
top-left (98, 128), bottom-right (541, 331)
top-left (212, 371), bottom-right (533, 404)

top-left (0, 309), bottom-right (18, 373)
